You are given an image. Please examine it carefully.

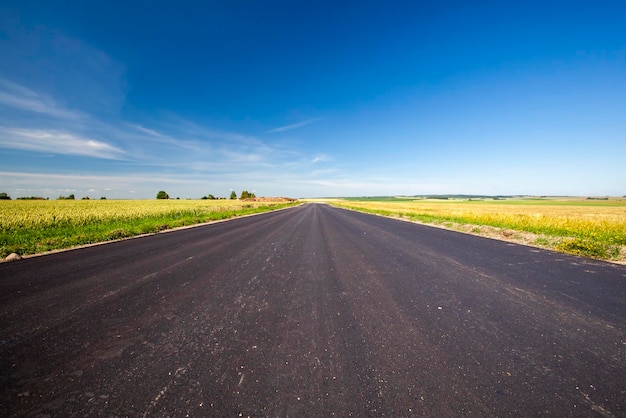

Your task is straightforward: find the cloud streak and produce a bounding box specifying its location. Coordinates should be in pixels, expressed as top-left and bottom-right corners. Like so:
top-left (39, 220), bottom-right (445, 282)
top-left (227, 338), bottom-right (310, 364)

top-left (0, 79), bottom-right (84, 119)
top-left (0, 79), bottom-right (306, 167)
top-left (0, 79), bottom-right (127, 160)
top-left (0, 127), bottom-right (126, 159)
top-left (267, 118), bottom-right (324, 133)
top-left (311, 154), bottom-right (331, 163)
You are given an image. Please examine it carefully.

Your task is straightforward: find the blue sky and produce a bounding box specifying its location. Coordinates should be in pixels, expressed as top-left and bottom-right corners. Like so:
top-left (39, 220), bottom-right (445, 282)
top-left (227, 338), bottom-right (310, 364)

top-left (1, 1), bottom-right (624, 198)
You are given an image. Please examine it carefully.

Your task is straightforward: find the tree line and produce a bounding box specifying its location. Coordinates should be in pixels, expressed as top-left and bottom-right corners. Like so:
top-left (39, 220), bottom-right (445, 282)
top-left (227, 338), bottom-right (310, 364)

top-left (158, 190), bottom-right (257, 200)
top-left (1, 190), bottom-right (259, 201)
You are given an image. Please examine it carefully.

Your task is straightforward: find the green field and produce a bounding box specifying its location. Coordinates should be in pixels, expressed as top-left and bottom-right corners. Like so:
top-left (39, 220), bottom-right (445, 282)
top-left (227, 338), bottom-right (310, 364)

top-left (0, 199), bottom-right (298, 258)
top-left (326, 197), bottom-right (626, 262)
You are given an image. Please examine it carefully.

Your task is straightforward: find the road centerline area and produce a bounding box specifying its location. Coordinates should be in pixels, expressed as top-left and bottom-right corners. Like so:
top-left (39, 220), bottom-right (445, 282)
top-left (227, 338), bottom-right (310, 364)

top-left (1, 203), bottom-right (624, 416)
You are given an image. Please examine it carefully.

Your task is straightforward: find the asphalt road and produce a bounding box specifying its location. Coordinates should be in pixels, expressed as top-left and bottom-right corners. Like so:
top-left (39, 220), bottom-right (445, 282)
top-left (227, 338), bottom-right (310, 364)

top-left (1, 203), bottom-right (624, 417)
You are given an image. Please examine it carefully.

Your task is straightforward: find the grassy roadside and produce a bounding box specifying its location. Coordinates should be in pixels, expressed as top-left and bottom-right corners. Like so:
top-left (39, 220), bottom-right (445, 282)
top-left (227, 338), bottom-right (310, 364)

top-left (325, 198), bottom-right (626, 263)
top-left (1, 200), bottom-right (298, 259)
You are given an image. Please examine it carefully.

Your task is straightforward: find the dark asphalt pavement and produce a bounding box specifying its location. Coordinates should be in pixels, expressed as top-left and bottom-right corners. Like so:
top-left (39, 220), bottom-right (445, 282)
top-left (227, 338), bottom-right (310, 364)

top-left (1, 203), bottom-right (625, 417)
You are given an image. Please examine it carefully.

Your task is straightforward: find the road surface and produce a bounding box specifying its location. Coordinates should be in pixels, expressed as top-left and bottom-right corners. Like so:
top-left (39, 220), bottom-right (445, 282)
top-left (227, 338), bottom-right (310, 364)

top-left (1, 203), bottom-right (624, 416)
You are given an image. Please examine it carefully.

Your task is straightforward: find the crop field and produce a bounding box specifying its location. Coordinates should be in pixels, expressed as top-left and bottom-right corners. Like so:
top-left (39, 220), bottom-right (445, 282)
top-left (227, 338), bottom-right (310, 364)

top-left (328, 197), bottom-right (626, 262)
top-left (0, 199), bottom-right (298, 258)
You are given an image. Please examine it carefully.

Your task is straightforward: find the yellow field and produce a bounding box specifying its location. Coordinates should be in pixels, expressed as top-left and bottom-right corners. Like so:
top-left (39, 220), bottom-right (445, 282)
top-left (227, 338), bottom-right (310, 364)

top-left (328, 198), bottom-right (626, 262)
top-left (0, 199), bottom-right (297, 258)
top-left (0, 199), bottom-right (276, 230)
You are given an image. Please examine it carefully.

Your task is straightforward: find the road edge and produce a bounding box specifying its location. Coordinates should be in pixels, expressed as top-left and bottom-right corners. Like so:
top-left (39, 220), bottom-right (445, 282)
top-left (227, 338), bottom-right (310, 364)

top-left (329, 204), bottom-right (626, 266)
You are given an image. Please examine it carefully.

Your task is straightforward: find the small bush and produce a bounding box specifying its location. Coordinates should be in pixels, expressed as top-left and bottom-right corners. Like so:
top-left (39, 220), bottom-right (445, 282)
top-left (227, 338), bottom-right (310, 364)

top-left (554, 238), bottom-right (611, 259)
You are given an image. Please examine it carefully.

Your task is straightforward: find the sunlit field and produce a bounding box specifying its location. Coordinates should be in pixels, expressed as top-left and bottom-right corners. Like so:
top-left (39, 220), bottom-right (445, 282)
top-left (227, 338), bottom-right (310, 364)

top-left (328, 198), bottom-right (626, 262)
top-left (0, 199), bottom-right (298, 258)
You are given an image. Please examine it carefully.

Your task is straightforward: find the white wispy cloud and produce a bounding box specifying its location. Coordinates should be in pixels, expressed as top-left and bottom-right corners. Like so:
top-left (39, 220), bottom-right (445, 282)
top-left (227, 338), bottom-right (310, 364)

top-left (0, 72), bottom-right (310, 169)
top-left (0, 82), bottom-right (206, 162)
top-left (0, 79), bottom-right (343, 197)
top-left (0, 171), bottom-right (190, 185)
top-left (311, 154), bottom-right (331, 163)
top-left (149, 116), bottom-right (302, 164)
top-left (0, 170), bottom-right (274, 199)
top-left (0, 79), bottom-right (128, 160)
top-left (130, 124), bottom-right (167, 138)
top-left (267, 118), bottom-right (324, 133)
top-left (0, 127), bottom-right (126, 159)
top-left (0, 79), bottom-right (84, 119)
top-left (124, 123), bottom-right (207, 154)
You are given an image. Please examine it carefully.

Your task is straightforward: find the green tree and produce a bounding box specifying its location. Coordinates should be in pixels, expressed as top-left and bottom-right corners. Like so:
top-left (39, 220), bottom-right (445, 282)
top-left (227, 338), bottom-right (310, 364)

top-left (156, 190), bottom-right (169, 199)
top-left (230, 190), bottom-right (237, 200)
top-left (240, 190), bottom-right (250, 199)
top-left (0, 192), bottom-right (11, 200)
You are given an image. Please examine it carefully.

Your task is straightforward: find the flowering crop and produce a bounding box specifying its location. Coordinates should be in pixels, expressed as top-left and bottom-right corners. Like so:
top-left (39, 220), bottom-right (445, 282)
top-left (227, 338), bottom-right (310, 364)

top-left (0, 199), bottom-right (297, 257)
top-left (330, 198), bottom-right (626, 261)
